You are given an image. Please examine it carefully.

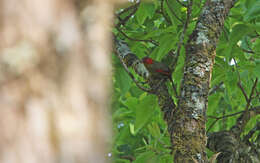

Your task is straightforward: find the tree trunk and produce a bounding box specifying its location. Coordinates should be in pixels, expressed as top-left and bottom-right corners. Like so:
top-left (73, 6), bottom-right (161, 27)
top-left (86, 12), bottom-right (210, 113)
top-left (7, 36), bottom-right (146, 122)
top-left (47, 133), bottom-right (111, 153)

top-left (172, 1), bottom-right (236, 162)
top-left (0, 0), bottom-right (113, 162)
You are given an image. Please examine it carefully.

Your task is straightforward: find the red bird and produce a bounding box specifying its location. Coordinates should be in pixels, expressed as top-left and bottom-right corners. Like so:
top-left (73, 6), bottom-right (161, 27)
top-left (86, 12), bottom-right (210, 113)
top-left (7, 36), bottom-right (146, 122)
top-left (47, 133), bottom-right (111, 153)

top-left (142, 57), bottom-right (178, 96)
top-left (142, 57), bottom-right (172, 80)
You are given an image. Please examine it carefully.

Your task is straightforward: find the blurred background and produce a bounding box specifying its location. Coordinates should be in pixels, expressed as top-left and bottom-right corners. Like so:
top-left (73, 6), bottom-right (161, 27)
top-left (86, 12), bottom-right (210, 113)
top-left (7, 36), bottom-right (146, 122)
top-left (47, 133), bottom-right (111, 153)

top-left (0, 0), bottom-right (115, 162)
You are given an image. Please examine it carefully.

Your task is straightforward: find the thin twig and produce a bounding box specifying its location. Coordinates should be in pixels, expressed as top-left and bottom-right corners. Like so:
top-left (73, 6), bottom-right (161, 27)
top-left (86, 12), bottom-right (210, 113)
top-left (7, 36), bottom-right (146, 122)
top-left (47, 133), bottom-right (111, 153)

top-left (240, 78), bottom-right (258, 129)
top-left (115, 2), bottom-right (159, 46)
top-left (207, 106), bottom-right (260, 132)
top-left (241, 48), bottom-right (255, 54)
top-left (160, 0), bottom-right (172, 24)
top-left (115, 2), bottom-right (140, 28)
top-left (165, 0), bottom-right (184, 23)
top-left (234, 58), bottom-right (249, 102)
top-left (116, 2), bottom-right (139, 16)
top-left (170, 0), bottom-right (192, 70)
top-left (246, 78), bottom-right (258, 110)
top-left (176, 0), bottom-right (187, 7)
top-left (207, 119), bottom-right (218, 133)
top-left (171, 80), bottom-right (178, 98)
top-left (228, 58), bottom-right (258, 134)
top-left (209, 81), bottom-right (224, 95)
top-left (229, 78), bottom-right (259, 135)
top-left (254, 90), bottom-right (260, 99)
top-left (254, 30), bottom-right (260, 37)
top-left (237, 82), bottom-right (249, 102)
top-left (208, 110), bottom-right (245, 120)
top-left (244, 36), bottom-right (255, 53)
top-left (115, 26), bottom-right (159, 46)
top-left (243, 122), bottom-right (260, 145)
top-left (114, 51), bottom-right (155, 94)
top-left (120, 155), bottom-right (136, 162)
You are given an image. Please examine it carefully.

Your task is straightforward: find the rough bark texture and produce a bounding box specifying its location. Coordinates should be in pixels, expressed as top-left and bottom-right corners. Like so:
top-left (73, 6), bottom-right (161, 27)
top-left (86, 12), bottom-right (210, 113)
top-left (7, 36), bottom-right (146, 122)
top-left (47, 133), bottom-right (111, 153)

top-left (171, 0), bottom-right (237, 162)
top-left (0, 0), bottom-right (113, 162)
top-left (115, 0), bottom-right (260, 162)
top-left (115, 40), bottom-right (177, 129)
top-left (114, 1), bottom-right (238, 162)
top-left (207, 106), bottom-right (260, 163)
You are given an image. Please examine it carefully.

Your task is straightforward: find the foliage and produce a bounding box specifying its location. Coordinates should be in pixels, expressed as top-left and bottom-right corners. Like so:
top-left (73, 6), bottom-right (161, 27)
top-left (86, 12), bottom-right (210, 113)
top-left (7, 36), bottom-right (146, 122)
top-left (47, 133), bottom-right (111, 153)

top-left (112, 0), bottom-right (260, 162)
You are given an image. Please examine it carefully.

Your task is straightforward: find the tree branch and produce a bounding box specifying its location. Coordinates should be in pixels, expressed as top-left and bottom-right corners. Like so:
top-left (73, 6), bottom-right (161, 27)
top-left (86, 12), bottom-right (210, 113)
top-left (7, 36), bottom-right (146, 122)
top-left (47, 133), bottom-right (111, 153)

top-left (116, 2), bottom-right (139, 17)
top-left (172, 0), bottom-right (237, 162)
top-left (115, 2), bottom-right (140, 28)
top-left (207, 106), bottom-right (260, 132)
top-left (114, 50), bottom-right (156, 94)
top-left (115, 26), bottom-right (159, 45)
top-left (234, 58), bottom-right (249, 102)
top-left (209, 81), bottom-right (224, 95)
top-left (114, 38), bottom-right (176, 143)
top-left (237, 78), bottom-right (258, 133)
top-left (243, 122), bottom-right (260, 145)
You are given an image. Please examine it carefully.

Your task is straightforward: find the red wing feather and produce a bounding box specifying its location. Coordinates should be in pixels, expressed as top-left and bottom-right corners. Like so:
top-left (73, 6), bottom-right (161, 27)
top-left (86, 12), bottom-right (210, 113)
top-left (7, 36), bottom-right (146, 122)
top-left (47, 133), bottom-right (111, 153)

top-left (156, 69), bottom-right (170, 75)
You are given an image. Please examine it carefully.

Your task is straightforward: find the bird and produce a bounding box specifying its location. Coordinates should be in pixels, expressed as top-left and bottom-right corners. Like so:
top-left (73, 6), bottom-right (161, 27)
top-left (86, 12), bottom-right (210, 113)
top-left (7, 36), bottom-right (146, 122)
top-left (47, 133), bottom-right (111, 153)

top-left (142, 57), bottom-right (178, 96)
top-left (142, 57), bottom-right (172, 80)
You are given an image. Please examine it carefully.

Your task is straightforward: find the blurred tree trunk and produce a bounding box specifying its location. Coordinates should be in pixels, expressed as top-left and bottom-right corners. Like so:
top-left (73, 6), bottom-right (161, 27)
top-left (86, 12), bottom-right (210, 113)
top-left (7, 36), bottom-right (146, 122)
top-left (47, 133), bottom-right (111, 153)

top-left (0, 0), bottom-right (113, 163)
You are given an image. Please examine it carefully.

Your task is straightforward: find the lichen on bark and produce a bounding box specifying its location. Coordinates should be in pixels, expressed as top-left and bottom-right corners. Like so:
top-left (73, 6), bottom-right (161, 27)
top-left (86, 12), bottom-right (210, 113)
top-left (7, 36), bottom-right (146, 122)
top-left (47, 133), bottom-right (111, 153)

top-left (171, 0), bottom-right (237, 162)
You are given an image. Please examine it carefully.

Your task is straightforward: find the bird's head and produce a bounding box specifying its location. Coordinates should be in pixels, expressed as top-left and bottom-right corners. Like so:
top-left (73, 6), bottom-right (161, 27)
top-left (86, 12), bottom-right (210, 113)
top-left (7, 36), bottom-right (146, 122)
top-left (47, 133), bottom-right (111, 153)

top-left (142, 57), bottom-right (153, 64)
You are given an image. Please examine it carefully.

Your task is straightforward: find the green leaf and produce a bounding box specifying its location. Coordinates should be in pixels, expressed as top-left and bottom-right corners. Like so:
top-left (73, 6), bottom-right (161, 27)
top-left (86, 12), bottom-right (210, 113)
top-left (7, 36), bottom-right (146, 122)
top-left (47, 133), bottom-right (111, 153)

top-left (115, 67), bottom-right (132, 95)
top-left (136, 4), bottom-right (146, 25)
top-left (229, 24), bottom-right (251, 45)
top-left (244, 1), bottom-right (260, 21)
top-left (225, 69), bottom-right (238, 99)
top-left (134, 95), bottom-right (157, 135)
top-left (130, 41), bottom-right (148, 58)
top-left (153, 0), bottom-right (160, 10)
top-left (148, 122), bottom-right (161, 138)
top-left (158, 154), bottom-right (173, 163)
top-left (253, 60), bottom-right (260, 78)
top-left (211, 73), bottom-right (225, 88)
top-left (115, 126), bottom-right (132, 146)
top-left (130, 123), bottom-right (135, 135)
top-left (123, 97), bottom-right (139, 113)
top-left (151, 34), bottom-right (176, 60)
top-left (112, 108), bottom-right (133, 121)
top-left (134, 151), bottom-right (156, 163)
top-left (252, 38), bottom-right (260, 53)
top-left (164, 0), bottom-right (182, 25)
top-left (136, 3), bottom-right (155, 25)
top-left (229, 8), bottom-right (244, 21)
top-left (112, 1), bottom-right (260, 160)
top-left (173, 46), bottom-right (185, 92)
top-left (243, 115), bottom-right (260, 136)
top-left (208, 93), bottom-right (222, 115)
top-left (114, 158), bottom-right (131, 163)
top-left (244, 0), bottom-right (257, 9)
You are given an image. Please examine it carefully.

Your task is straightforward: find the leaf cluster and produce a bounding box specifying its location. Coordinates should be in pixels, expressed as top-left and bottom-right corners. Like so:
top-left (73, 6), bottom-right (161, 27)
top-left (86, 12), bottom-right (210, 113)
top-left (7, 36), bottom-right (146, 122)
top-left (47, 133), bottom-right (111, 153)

top-left (112, 0), bottom-right (260, 162)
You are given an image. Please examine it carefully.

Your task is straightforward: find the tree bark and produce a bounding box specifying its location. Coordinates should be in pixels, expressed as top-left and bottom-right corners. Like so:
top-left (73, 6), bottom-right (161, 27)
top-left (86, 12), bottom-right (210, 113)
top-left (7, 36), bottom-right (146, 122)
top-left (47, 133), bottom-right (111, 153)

top-left (172, 0), bottom-right (237, 162)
